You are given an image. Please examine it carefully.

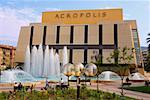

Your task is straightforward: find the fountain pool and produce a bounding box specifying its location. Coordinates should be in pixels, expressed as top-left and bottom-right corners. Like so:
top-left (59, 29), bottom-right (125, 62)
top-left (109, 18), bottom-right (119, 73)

top-left (0, 70), bottom-right (68, 83)
top-left (35, 74), bottom-right (68, 82)
top-left (69, 71), bottom-right (121, 82)
top-left (0, 69), bottom-right (36, 83)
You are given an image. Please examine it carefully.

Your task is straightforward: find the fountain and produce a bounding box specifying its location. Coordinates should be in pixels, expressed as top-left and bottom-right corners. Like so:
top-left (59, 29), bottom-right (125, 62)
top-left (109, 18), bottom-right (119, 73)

top-left (54, 53), bottom-right (61, 76)
top-left (98, 71), bottom-right (121, 81)
top-left (0, 69), bottom-right (36, 83)
top-left (43, 45), bottom-right (50, 77)
top-left (24, 45), bottom-right (30, 74)
top-left (62, 46), bottom-right (68, 67)
top-left (37, 44), bottom-right (44, 77)
top-left (30, 46), bottom-right (38, 76)
top-left (0, 45), bottom-right (72, 83)
top-left (49, 48), bottom-right (55, 76)
top-left (21, 45), bottom-right (69, 82)
top-left (128, 72), bottom-right (146, 82)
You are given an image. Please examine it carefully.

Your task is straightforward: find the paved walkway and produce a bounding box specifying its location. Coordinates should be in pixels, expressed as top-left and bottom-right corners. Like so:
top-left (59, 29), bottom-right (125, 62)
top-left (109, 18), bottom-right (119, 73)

top-left (90, 83), bottom-right (150, 100)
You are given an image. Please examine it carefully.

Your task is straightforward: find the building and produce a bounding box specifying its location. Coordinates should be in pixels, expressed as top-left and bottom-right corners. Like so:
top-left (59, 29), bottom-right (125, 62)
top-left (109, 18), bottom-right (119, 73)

top-left (141, 47), bottom-right (148, 67)
top-left (142, 50), bottom-right (148, 67)
top-left (15, 8), bottom-right (144, 73)
top-left (0, 44), bottom-right (16, 68)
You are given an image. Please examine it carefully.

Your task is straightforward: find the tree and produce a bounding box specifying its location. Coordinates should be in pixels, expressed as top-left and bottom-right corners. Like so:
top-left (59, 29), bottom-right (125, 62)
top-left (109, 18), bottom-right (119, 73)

top-left (145, 33), bottom-right (150, 71)
top-left (94, 54), bottom-right (103, 92)
top-left (92, 52), bottom-right (103, 92)
top-left (147, 33), bottom-right (150, 53)
top-left (146, 33), bottom-right (150, 44)
top-left (106, 47), bottom-right (134, 96)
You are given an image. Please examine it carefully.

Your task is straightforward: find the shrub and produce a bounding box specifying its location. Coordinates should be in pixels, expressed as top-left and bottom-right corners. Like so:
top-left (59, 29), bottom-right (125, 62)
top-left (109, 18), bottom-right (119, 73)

top-left (0, 87), bottom-right (135, 100)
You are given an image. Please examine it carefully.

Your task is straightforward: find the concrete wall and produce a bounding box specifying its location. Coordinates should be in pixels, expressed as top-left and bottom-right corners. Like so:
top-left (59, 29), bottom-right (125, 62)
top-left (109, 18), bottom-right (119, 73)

top-left (15, 21), bottom-right (138, 66)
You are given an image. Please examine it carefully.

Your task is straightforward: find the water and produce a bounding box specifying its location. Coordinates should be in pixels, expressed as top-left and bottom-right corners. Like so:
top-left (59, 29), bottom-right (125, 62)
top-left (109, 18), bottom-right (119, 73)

top-left (35, 74), bottom-right (68, 82)
top-left (54, 53), bottom-right (60, 76)
top-left (0, 69), bottom-right (36, 83)
top-left (49, 48), bottom-right (55, 76)
top-left (128, 72), bottom-right (146, 80)
top-left (62, 46), bottom-right (68, 67)
top-left (98, 71), bottom-right (121, 81)
top-left (30, 46), bottom-right (38, 76)
top-left (24, 45), bottom-right (30, 73)
top-left (69, 71), bottom-right (121, 81)
top-left (37, 44), bottom-right (44, 77)
top-left (21, 45), bottom-right (68, 82)
top-left (43, 45), bottom-right (50, 77)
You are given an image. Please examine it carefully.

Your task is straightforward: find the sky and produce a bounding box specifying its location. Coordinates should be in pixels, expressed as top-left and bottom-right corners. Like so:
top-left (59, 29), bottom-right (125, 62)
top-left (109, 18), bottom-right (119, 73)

top-left (0, 0), bottom-right (149, 47)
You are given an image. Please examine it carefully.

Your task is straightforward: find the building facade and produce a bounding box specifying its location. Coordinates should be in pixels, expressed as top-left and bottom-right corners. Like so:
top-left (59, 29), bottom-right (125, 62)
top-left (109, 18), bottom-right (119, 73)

top-left (141, 47), bottom-right (148, 68)
top-left (0, 45), bottom-right (16, 68)
top-left (15, 9), bottom-right (144, 73)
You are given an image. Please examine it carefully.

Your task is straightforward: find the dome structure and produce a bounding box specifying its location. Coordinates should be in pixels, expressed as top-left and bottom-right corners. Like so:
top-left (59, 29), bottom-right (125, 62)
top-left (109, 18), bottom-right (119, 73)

top-left (128, 72), bottom-right (146, 81)
top-left (98, 71), bottom-right (121, 81)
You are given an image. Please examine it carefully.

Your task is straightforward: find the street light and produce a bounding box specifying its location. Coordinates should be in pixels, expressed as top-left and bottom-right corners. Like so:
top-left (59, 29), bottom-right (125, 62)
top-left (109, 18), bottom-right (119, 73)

top-left (63, 63), bottom-right (74, 86)
top-left (74, 63), bottom-right (84, 100)
top-left (63, 63), bottom-right (97, 100)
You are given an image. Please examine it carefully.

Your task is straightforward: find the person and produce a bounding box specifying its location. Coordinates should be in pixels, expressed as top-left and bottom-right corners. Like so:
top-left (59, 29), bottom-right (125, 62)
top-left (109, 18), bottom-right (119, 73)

top-left (126, 77), bottom-right (129, 83)
top-left (145, 80), bottom-right (149, 86)
top-left (14, 82), bottom-right (18, 92)
top-left (30, 84), bottom-right (34, 93)
top-left (45, 77), bottom-right (49, 89)
top-left (60, 78), bottom-right (64, 86)
top-left (18, 82), bottom-right (23, 90)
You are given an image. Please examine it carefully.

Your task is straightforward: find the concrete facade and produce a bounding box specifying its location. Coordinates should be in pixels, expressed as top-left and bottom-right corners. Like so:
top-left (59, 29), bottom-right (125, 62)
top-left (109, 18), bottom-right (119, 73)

top-left (15, 8), bottom-right (144, 72)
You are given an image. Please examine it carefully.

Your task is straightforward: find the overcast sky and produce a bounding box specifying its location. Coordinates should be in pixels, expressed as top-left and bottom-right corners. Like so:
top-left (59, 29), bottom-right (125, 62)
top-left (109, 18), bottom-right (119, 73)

top-left (0, 0), bottom-right (149, 47)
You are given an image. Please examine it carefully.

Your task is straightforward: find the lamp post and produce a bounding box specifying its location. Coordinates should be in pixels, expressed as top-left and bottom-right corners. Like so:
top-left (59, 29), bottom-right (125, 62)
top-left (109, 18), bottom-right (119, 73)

top-left (74, 63), bottom-right (84, 100)
top-left (63, 63), bottom-right (97, 100)
top-left (63, 63), bottom-right (74, 86)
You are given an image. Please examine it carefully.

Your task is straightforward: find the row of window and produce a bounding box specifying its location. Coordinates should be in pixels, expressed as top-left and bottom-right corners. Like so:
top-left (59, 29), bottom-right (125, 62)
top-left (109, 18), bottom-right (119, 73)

top-left (132, 30), bottom-right (141, 65)
top-left (29, 24), bottom-right (118, 64)
top-left (29, 24), bottom-right (118, 46)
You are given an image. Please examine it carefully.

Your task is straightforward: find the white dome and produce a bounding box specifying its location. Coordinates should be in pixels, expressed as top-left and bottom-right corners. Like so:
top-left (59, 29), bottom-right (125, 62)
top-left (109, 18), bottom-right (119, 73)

top-left (99, 71), bottom-right (121, 81)
top-left (128, 72), bottom-right (146, 80)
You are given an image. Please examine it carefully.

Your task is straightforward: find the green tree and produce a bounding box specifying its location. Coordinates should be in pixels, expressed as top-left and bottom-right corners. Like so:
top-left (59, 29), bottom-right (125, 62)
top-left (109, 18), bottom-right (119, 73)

top-left (106, 47), bottom-right (134, 96)
top-left (147, 33), bottom-right (150, 44)
top-left (94, 54), bottom-right (103, 92)
top-left (92, 52), bottom-right (103, 92)
top-left (145, 33), bottom-right (150, 71)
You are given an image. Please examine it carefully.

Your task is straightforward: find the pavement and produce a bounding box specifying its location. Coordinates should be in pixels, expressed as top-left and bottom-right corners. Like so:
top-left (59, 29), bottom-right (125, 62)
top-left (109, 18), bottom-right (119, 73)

top-left (89, 82), bottom-right (150, 100)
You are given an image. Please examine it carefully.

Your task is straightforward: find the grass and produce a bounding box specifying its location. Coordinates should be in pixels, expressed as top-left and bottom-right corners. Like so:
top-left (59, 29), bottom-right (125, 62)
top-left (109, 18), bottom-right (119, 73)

top-left (0, 86), bottom-right (136, 100)
top-left (124, 86), bottom-right (150, 94)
